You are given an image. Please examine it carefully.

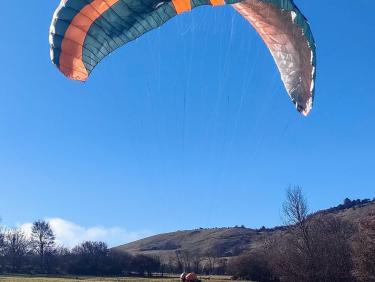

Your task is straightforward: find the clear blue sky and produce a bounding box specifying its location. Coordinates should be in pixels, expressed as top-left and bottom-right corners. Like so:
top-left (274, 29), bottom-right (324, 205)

top-left (0, 1), bottom-right (374, 239)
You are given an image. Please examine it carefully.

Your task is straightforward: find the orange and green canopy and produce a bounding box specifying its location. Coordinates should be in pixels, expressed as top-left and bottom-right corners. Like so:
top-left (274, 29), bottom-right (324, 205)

top-left (50, 0), bottom-right (316, 115)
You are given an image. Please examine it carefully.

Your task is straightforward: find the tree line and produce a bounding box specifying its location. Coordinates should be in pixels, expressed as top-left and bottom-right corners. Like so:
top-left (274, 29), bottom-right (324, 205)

top-left (0, 220), bottom-right (161, 276)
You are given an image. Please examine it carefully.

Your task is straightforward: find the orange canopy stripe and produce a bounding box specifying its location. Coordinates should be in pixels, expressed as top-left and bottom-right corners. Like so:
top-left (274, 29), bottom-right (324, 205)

top-left (210, 0), bottom-right (225, 6)
top-left (59, 0), bottom-right (119, 81)
top-left (172, 0), bottom-right (192, 14)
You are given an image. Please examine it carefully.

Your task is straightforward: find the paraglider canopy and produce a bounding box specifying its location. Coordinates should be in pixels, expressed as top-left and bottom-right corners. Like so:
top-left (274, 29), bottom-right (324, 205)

top-left (49, 0), bottom-right (316, 115)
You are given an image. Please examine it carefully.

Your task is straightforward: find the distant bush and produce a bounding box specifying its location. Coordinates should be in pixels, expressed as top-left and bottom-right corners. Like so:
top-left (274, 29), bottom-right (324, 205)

top-left (228, 252), bottom-right (277, 282)
top-left (324, 198), bottom-right (373, 214)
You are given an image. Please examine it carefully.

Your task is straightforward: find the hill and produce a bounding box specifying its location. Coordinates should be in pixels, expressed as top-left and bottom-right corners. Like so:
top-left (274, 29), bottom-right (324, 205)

top-left (113, 198), bottom-right (375, 261)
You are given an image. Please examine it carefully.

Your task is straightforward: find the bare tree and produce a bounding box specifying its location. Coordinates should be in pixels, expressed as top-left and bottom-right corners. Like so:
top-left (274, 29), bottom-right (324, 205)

top-left (153, 255), bottom-right (166, 277)
top-left (283, 186), bottom-right (311, 252)
top-left (4, 228), bottom-right (30, 272)
top-left (167, 255), bottom-right (179, 273)
top-left (282, 186), bottom-right (313, 263)
top-left (0, 226), bottom-right (4, 250)
top-left (31, 220), bottom-right (55, 273)
top-left (267, 186), bottom-right (354, 282)
top-left (203, 250), bottom-right (218, 275)
top-left (174, 250), bottom-right (184, 273)
top-left (0, 225), bottom-right (5, 272)
top-left (191, 254), bottom-right (202, 273)
top-left (175, 249), bottom-right (193, 272)
top-left (283, 186), bottom-right (309, 225)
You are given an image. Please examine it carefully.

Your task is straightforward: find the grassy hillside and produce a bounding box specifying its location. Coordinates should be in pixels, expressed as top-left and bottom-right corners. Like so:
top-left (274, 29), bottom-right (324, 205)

top-left (114, 227), bottom-right (269, 259)
top-left (113, 199), bottom-right (375, 261)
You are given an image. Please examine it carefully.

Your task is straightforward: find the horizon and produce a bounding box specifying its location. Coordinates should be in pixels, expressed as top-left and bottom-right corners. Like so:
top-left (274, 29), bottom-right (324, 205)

top-left (1, 1), bottom-right (375, 248)
top-left (2, 195), bottom-right (373, 248)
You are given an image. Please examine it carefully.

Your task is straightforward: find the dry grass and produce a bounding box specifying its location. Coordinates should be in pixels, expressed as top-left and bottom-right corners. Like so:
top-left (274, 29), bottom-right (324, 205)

top-left (0, 277), bottom-right (173, 282)
top-left (0, 276), bottom-right (242, 282)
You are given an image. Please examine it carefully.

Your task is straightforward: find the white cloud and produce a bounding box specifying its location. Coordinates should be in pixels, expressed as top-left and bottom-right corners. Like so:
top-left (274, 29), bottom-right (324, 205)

top-left (18, 218), bottom-right (151, 248)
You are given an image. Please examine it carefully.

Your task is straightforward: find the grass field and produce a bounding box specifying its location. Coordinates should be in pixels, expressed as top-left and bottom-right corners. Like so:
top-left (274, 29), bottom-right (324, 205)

top-left (1, 277), bottom-right (177, 282)
top-left (0, 276), bottom-right (242, 282)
